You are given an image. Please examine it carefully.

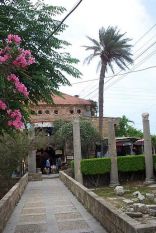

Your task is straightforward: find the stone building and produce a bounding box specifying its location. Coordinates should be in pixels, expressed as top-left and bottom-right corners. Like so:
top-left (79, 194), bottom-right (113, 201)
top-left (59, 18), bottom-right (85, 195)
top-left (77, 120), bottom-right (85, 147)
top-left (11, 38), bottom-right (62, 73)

top-left (30, 92), bottom-right (119, 137)
top-left (30, 93), bottom-right (92, 129)
top-left (28, 93), bottom-right (120, 174)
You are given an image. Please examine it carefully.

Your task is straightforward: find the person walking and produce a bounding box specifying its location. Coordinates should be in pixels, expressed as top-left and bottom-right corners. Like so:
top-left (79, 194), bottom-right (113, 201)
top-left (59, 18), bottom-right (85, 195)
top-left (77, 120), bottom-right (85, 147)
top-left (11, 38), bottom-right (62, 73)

top-left (45, 158), bottom-right (51, 174)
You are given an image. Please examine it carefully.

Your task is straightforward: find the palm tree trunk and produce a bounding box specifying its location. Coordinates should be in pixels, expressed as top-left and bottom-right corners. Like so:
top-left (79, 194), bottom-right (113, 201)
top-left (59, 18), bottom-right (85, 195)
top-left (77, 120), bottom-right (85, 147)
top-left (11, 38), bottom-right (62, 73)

top-left (98, 61), bottom-right (106, 138)
top-left (99, 61), bottom-right (106, 157)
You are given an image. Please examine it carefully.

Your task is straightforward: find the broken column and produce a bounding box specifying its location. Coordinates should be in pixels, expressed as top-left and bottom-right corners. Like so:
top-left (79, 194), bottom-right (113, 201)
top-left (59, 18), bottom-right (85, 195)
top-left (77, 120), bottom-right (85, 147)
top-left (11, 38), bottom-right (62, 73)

top-left (108, 119), bottom-right (119, 187)
top-left (73, 116), bottom-right (83, 184)
top-left (142, 113), bottom-right (154, 184)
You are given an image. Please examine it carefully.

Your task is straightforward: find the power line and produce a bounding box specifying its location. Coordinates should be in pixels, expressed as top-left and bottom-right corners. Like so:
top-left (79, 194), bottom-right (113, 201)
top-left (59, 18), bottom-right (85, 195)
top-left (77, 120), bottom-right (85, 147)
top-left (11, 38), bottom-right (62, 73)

top-left (37, 0), bottom-right (83, 51)
top-left (82, 84), bottom-right (99, 99)
top-left (134, 33), bottom-right (156, 56)
top-left (134, 41), bottom-right (156, 60)
top-left (133, 24), bottom-right (156, 46)
top-left (105, 51), bottom-right (156, 91)
top-left (82, 42), bottom-right (156, 98)
top-left (79, 24), bottom-right (156, 97)
top-left (72, 65), bottom-right (156, 85)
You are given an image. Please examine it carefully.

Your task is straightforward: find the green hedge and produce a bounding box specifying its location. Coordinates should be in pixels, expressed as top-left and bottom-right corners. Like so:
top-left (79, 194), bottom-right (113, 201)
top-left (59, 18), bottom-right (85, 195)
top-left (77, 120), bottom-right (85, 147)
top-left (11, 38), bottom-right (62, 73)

top-left (117, 155), bottom-right (145, 172)
top-left (81, 158), bottom-right (111, 175)
top-left (72, 155), bottom-right (156, 175)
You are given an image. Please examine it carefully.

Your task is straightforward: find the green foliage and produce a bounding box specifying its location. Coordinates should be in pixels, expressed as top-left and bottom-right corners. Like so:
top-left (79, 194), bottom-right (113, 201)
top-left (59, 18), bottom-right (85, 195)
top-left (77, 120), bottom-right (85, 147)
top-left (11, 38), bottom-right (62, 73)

top-left (153, 155), bottom-right (156, 170)
top-left (53, 119), bottom-right (100, 158)
top-left (151, 135), bottom-right (156, 154)
top-left (0, 0), bottom-right (81, 104)
top-left (117, 155), bottom-right (145, 172)
top-left (115, 115), bottom-right (143, 138)
top-left (78, 155), bottom-right (156, 175)
top-left (54, 120), bottom-right (73, 147)
top-left (0, 130), bottom-right (48, 178)
top-left (81, 158), bottom-right (111, 175)
top-left (89, 100), bottom-right (98, 116)
top-left (71, 160), bottom-right (74, 171)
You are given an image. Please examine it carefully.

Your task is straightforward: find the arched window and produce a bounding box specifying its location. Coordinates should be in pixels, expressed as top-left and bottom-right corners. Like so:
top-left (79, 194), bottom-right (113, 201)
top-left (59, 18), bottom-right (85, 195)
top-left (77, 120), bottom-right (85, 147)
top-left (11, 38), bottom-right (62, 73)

top-left (54, 110), bottom-right (58, 115)
top-left (45, 110), bottom-right (50, 114)
top-left (77, 109), bottom-right (81, 114)
top-left (38, 110), bottom-right (42, 114)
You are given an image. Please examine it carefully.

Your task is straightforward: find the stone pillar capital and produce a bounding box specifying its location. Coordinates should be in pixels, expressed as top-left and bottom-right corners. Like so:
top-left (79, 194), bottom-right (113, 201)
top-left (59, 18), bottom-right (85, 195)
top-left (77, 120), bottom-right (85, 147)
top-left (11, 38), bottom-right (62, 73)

top-left (73, 115), bottom-right (80, 122)
top-left (142, 112), bottom-right (149, 120)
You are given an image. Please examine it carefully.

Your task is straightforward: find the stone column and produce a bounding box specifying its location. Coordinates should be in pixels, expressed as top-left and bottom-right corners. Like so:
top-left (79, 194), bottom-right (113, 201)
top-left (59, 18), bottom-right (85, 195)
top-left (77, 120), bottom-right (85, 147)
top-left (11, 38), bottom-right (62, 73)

top-left (28, 150), bottom-right (36, 173)
top-left (142, 113), bottom-right (154, 184)
top-left (28, 125), bottom-right (37, 179)
top-left (108, 119), bottom-right (119, 187)
top-left (73, 117), bottom-right (83, 184)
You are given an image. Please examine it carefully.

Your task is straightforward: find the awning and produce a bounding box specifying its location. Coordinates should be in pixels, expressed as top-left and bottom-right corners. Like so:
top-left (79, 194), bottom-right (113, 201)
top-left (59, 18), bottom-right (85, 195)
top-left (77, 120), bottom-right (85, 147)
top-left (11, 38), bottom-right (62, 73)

top-left (33, 122), bottom-right (54, 128)
top-left (116, 142), bottom-right (132, 147)
top-left (134, 139), bottom-right (144, 146)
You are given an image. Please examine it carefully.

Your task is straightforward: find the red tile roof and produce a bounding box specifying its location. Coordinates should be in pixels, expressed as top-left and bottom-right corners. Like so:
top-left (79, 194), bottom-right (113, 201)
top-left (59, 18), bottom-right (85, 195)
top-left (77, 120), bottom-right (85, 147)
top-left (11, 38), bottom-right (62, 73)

top-left (38, 93), bottom-right (91, 106)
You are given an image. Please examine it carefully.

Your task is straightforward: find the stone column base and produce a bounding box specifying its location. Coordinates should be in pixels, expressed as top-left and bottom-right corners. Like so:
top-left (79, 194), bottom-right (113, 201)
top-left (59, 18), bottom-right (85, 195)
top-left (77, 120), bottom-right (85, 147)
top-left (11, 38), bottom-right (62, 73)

top-left (144, 178), bottom-right (155, 185)
top-left (28, 172), bottom-right (42, 181)
top-left (109, 182), bottom-right (120, 188)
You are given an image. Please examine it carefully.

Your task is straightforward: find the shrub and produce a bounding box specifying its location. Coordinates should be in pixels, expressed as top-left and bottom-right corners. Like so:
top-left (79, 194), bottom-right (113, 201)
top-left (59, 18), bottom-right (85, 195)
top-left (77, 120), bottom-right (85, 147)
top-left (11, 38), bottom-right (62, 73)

top-left (81, 158), bottom-right (111, 175)
top-left (117, 155), bottom-right (145, 172)
top-left (71, 155), bottom-right (156, 175)
top-left (72, 155), bottom-right (156, 175)
top-left (153, 155), bottom-right (156, 171)
top-left (71, 160), bottom-right (74, 172)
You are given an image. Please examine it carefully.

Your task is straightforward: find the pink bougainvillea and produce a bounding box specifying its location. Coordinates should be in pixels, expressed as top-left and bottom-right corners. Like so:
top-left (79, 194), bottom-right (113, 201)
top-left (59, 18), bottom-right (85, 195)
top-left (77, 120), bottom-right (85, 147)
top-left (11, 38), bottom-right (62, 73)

top-left (7, 74), bottom-right (29, 97)
top-left (0, 54), bottom-right (10, 63)
top-left (0, 34), bottom-right (35, 130)
top-left (0, 100), bottom-right (7, 110)
top-left (7, 34), bottom-right (21, 44)
top-left (7, 109), bottom-right (24, 129)
top-left (13, 49), bottom-right (35, 68)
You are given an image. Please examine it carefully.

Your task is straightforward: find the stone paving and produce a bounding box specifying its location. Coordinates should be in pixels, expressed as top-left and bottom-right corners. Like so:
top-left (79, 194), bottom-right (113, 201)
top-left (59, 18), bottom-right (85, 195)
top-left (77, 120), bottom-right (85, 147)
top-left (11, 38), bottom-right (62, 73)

top-left (3, 178), bottom-right (107, 233)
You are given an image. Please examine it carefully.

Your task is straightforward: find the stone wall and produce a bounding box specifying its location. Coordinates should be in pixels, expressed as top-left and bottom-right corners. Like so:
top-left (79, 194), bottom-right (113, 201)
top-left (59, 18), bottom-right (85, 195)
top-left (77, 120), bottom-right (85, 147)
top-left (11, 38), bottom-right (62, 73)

top-left (60, 171), bottom-right (156, 233)
top-left (30, 105), bottom-right (90, 123)
top-left (90, 117), bottom-right (120, 138)
top-left (0, 173), bottom-right (28, 233)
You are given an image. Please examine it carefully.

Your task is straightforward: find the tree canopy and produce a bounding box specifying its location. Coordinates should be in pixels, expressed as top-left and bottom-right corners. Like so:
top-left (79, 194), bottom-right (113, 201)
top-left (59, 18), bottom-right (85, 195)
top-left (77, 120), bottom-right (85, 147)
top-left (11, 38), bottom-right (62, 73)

top-left (0, 0), bottom-right (81, 104)
top-left (84, 26), bottom-right (133, 137)
top-left (53, 119), bottom-right (100, 158)
top-left (115, 115), bottom-right (143, 138)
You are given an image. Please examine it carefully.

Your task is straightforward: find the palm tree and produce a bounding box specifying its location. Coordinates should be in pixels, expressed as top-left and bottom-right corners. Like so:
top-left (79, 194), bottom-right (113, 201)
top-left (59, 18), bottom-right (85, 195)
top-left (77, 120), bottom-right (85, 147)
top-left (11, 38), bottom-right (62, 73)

top-left (84, 26), bottom-right (133, 138)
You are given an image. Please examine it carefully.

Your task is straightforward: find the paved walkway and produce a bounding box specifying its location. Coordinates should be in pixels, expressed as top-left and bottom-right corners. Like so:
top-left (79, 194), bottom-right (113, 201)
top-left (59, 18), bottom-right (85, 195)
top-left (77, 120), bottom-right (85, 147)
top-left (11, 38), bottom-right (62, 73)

top-left (3, 178), bottom-right (107, 233)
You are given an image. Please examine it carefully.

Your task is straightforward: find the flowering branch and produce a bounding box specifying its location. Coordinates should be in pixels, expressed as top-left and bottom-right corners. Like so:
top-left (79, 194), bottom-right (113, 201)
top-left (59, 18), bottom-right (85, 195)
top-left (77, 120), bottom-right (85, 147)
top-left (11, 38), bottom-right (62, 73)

top-left (0, 34), bottom-right (35, 131)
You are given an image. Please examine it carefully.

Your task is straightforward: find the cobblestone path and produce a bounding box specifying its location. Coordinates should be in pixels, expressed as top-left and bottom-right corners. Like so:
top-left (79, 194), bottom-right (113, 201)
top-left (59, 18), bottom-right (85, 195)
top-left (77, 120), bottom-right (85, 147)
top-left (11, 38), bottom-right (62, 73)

top-left (3, 178), bottom-right (107, 233)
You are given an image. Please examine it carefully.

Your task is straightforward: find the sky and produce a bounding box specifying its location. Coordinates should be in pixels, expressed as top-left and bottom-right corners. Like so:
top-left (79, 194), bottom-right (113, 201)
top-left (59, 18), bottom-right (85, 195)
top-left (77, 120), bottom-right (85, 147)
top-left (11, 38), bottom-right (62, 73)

top-left (43, 0), bottom-right (156, 134)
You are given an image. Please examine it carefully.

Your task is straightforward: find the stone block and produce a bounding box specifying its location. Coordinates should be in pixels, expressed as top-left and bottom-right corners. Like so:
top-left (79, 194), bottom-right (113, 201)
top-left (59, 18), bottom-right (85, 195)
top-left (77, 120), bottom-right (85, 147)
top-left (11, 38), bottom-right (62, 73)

top-left (28, 172), bottom-right (42, 181)
top-left (146, 193), bottom-right (155, 201)
top-left (149, 209), bottom-right (156, 217)
top-left (57, 220), bottom-right (89, 231)
top-left (55, 212), bottom-right (82, 220)
top-left (123, 199), bottom-right (134, 205)
top-left (133, 203), bottom-right (149, 214)
top-left (126, 212), bottom-right (143, 218)
top-left (14, 223), bottom-right (47, 233)
top-left (19, 214), bottom-right (46, 224)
